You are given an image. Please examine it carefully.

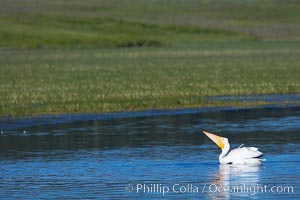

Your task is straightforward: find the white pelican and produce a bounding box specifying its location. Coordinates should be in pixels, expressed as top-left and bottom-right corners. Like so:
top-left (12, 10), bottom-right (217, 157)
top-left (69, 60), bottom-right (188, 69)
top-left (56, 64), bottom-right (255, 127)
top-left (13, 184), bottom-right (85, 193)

top-left (203, 131), bottom-right (264, 165)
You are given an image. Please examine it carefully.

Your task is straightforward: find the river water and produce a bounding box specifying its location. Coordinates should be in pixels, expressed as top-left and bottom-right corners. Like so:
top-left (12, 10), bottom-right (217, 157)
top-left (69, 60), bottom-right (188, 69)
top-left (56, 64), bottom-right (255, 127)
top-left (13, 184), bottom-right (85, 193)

top-left (0, 105), bottom-right (299, 199)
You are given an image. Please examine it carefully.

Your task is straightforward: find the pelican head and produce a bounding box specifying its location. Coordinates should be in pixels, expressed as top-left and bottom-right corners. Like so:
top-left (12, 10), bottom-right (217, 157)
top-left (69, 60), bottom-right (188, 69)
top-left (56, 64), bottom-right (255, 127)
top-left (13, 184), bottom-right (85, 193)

top-left (203, 131), bottom-right (229, 150)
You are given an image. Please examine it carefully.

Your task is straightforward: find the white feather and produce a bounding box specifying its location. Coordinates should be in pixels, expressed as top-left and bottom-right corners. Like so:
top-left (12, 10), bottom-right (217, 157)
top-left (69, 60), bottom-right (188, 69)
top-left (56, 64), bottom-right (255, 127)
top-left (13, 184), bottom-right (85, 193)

top-left (222, 146), bottom-right (264, 164)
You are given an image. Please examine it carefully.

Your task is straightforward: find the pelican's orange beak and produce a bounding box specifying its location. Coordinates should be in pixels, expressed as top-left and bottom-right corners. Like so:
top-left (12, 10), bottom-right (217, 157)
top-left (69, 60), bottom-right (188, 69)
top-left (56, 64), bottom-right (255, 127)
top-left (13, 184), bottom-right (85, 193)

top-left (203, 131), bottom-right (225, 149)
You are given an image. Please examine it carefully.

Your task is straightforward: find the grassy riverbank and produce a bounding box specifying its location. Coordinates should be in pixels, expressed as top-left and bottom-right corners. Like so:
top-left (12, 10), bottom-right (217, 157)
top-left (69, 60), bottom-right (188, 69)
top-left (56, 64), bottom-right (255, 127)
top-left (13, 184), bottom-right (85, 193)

top-left (1, 41), bottom-right (300, 116)
top-left (0, 0), bottom-right (300, 116)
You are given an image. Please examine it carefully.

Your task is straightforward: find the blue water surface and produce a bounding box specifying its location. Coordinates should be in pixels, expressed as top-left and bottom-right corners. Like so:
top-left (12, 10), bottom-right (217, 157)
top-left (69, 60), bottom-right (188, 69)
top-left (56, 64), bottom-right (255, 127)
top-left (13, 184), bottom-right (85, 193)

top-left (0, 105), bottom-right (299, 199)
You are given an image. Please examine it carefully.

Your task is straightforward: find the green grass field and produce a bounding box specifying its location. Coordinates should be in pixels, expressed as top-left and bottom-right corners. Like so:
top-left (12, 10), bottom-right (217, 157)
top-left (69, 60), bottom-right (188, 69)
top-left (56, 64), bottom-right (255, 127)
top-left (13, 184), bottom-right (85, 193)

top-left (0, 0), bottom-right (300, 116)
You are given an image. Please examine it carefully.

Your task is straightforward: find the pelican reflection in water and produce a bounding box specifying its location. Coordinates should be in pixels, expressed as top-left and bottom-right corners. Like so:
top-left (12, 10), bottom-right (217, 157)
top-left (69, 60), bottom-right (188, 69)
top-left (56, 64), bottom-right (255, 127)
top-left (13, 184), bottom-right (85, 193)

top-left (210, 164), bottom-right (261, 200)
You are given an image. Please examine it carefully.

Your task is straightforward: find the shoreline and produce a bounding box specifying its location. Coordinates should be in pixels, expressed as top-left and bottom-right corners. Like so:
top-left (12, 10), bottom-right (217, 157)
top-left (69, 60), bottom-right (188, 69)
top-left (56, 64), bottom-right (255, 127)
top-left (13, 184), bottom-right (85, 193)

top-left (1, 93), bottom-right (299, 119)
top-left (1, 94), bottom-right (299, 127)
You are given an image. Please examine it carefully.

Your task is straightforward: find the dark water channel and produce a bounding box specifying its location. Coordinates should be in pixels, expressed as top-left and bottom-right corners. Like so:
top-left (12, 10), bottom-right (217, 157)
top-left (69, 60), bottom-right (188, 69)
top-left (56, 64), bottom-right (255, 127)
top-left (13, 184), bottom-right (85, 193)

top-left (0, 105), bottom-right (299, 199)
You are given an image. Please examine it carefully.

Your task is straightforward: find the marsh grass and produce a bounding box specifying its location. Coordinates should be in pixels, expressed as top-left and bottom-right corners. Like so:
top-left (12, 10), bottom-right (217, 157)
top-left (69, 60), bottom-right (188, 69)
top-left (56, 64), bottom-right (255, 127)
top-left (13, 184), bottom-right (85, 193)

top-left (0, 15), bottom-right (252, 49)
top-left (1, 42), bottom-right (300, 116)
top-left (0, 0), bottom-right (300, 116)
top-left (1, 0), bottom-right (300, 49)
top-left (1, 0), bottom-right (300, 44)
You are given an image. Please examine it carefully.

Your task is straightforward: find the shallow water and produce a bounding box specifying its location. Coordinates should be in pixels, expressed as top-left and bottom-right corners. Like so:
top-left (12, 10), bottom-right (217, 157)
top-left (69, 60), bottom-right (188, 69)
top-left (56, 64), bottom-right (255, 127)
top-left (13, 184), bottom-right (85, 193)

top-left (0, 106), bottom-right (299, 199)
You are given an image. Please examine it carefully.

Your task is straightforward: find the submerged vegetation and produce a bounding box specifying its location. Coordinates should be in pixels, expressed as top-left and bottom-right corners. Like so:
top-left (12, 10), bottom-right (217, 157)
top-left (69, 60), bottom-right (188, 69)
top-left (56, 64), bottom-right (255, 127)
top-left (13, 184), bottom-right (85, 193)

top-left (0, 0), bottom-right (300, 116)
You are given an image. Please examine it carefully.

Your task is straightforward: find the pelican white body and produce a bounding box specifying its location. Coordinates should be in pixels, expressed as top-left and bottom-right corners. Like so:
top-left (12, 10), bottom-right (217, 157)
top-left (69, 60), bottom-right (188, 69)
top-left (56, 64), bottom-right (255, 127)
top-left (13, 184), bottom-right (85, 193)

top-left (203, 131), bottom-right (264, 165)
